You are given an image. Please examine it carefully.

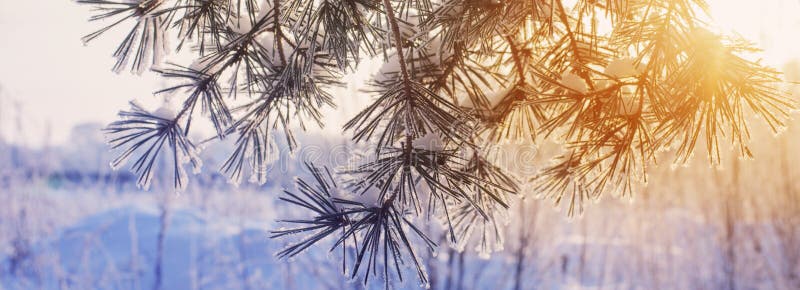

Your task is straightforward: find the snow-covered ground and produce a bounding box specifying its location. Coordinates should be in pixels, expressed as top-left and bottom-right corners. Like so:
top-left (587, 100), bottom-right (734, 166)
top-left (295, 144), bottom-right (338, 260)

top-left (0, 123), bottom-right (798, 290)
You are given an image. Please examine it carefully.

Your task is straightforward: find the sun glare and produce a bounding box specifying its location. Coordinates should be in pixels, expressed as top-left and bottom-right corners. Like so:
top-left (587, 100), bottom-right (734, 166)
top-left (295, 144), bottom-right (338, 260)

top-left (707, 0), bottom-right (800, 66)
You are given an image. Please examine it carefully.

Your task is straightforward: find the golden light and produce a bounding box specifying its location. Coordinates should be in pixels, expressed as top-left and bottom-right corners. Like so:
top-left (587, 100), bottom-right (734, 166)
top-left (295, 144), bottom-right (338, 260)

top-left (707, 0), bottom-right (800, 67)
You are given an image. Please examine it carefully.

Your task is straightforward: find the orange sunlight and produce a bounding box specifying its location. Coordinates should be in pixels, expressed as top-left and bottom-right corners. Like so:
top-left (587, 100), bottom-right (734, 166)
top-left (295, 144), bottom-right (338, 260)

top-left (708, 0), bottom-right (800, 67)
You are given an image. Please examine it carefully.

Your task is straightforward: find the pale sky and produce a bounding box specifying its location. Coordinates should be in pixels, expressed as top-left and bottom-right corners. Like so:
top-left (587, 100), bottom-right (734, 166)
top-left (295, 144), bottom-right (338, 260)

top-left (0, 1), bottom-right (165, 145)
top-left (0, 0), bottom-right (798, 146)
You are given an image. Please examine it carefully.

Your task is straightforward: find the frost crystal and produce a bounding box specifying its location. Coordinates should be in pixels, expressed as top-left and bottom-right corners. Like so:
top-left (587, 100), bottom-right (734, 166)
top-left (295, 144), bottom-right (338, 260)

top-left (75, 1), bottom-right (798, 287)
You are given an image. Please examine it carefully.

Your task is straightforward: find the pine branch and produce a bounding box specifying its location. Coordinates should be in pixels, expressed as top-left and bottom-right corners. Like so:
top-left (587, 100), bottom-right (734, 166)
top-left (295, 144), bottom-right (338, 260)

top-left (76, 1), bottom-right (799, 285)
top-left (105, 101), bottom-right (201, 190)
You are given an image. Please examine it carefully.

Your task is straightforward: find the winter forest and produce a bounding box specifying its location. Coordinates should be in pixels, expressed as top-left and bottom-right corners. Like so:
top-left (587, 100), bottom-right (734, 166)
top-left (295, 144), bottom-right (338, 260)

top-left (1, 0), bottom-right (799, 289)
